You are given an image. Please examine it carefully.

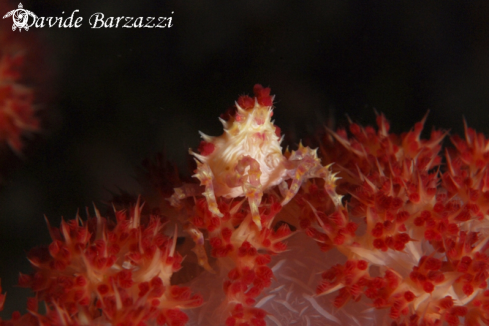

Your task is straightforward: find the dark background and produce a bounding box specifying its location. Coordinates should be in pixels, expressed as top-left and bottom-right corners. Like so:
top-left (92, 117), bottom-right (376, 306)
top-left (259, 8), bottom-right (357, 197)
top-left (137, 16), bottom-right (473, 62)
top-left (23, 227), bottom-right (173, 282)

top-left (1, 0), bottom-right (489, 317)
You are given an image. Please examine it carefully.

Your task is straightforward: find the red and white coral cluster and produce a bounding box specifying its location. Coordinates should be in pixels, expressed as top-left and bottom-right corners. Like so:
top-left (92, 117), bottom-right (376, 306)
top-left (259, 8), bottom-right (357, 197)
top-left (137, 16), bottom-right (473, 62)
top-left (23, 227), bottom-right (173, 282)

top-left (301, 114), bottom-right (489, 326)
top-left (5, 86), bottom-right (489, 326)
top-left (2, 201), bottom-right (201, 326)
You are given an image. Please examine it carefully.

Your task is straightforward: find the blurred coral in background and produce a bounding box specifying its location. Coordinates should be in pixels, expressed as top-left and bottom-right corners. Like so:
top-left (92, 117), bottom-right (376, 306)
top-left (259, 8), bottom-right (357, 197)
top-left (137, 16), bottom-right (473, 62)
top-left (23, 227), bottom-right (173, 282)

top-left (0, 53), bottom-right (37, 154)
top-left (0, 0), bottom-right (51, 172)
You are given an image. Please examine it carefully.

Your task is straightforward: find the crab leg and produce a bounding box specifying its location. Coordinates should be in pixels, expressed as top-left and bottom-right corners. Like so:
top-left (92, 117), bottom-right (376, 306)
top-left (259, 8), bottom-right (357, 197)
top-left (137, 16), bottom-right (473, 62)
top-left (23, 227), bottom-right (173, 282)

top-left (168, 183), bottom-right (203, 208)
top-left (193, 160), bottom-right (224, 217)
top-left (226, 155), bottom-right (264, 230)
top-left (184, 224), bottom-right (215, 273)
top-left (281, 143), bottom-right (342, 207)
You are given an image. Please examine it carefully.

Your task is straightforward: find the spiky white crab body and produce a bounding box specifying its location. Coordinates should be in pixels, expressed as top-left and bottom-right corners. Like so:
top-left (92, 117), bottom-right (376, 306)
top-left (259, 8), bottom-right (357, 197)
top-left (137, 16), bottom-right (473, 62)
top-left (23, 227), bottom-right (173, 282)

top-left (192, 100), bottom-right (286, 198)
top-left (170, 85), bottom-right (341, 230)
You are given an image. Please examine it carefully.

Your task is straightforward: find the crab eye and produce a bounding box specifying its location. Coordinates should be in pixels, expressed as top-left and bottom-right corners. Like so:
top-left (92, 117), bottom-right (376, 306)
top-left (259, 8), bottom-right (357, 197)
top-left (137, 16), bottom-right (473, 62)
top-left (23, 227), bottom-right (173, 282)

top-left (253, 108), bottom-right (268, 126)
top-left (254, 117), bottom-right (265, 125)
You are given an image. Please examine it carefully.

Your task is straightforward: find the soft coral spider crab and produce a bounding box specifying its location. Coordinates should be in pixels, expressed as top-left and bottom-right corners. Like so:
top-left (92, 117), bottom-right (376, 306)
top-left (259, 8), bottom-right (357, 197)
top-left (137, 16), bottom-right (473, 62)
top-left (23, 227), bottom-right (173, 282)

top-left (170, 84), bottom-right (342, 229)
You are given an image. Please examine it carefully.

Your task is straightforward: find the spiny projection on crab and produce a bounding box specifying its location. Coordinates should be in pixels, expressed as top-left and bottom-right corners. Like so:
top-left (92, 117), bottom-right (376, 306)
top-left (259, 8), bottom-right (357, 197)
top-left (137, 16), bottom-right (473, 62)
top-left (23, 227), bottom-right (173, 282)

top-left (169, 84), bottom-right (342, 230)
